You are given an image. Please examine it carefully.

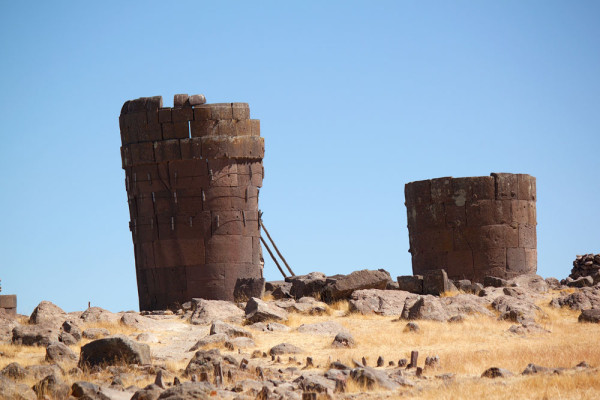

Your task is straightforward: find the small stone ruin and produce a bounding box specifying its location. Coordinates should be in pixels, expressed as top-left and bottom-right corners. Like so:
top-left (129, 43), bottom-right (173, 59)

top-left (119, 94), bottom-right (264, 310)
top-left (569, 254), bottom-right (600, 280)
top-left (405, 173), bottom-right (537, 283)
top-left (0, 279), bottom-right (17, 316)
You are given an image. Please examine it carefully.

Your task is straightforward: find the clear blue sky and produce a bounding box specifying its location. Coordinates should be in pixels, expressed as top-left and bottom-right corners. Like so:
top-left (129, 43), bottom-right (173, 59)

top-left (1, 2), bottom-right (598, 315)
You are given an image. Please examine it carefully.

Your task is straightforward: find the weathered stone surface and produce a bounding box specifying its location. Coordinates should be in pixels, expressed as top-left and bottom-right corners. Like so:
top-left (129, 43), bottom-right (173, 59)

top-left (190, 299), bottom-right (245, 325)
top-left (32, 374), bottom-right (70, 400)
top-left (423, 269), bottom-right (450, 295)
top-left (120, 313), bottom-right (152, 328)
top-left (570, 254), bottom-right (600, 280)
top-left (1, 362), bottom-right (27, 380)
top-left (286, 272), bottom-right (328, 299)
top-left (225, 337), bottom-right (256, 349)
top-left (269, 343), bottom-right (304, 356)
top-left (29, 301), bottom-right (67, 327)
top-left (397, 275), bottom-right (423, 294)
top-left (80, 307), bottom-right (118, 323)
top-left (492, 296), bottom-right (543, 323)
top-left (522, 363), bottom-right (552, 375)
top-left (269, 282), bottom-right (293, 299)
top-left (509, 274), bottom-right (548, 293)
top-left (297, 321), bottom-right (347, 336)
top-left (157, 381), bottom-right (217, 399)
top-left (481, 367), bottom-right (513, 378)
top-left (323, 269), bottom-right (391, 301)
top-left (401, 295), bottom-right (449, 321)
top-left (234, 278), bottom-right (265, 301)
top-left (507, 323), bottom-right (550, 335)
top-left (61, 320), bottom-right (82, 341)
top-left (545, 277), bottom-right (561, 289)
top-left (350, 367), bottom-right (398, 390)
top-left (484, 276), bottom-right (509, 288)
top-left (568, 276), bottom-right (594, 288)
top-left (295, 373), bottom-right (336, 393)
top-left (46, 341), bottom-right (78, 362)
top-left (210, 320), bottom-right (252, 338)
top-left (79, 336), bottom-right (151, 367)
top-left (349, 289), bottom-right (412, 315)
top-left (550, 288), bottom-right (600, 310)
top-left (578, 309), bottom-right (600, 323)
top-left (403, 322), bottom-right (420, 332)
top-left (0, 375), bottom-right (37, 400)
top-left (245, 297), bottom-right (288, 323)
top-left (12, 325), bottom-right (58, 346)
top-left (82, 328), bottom-right (110, 339)
top-left (442, 294), bottom-right (494, 317)
top-left (189, 333), bottom-right (229, 351)
top-left (71, 381), bottom-right (110, 399)
top-left (131, 383), bottom-right (164, 400)
top-left (0, 313), bottom-right (19, 343)
top-left (185, 349), bottom-right (223, 377)
top-left (249, 322), bottom-right (290, 332)
top-left (331, 332), bottom-right (355, 348)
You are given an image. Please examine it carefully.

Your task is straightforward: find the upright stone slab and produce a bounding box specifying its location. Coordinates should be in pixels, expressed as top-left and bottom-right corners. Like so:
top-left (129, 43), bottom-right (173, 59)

top-left (422, 269), bottom-right (450, 295)
top-left (405, 173), bottom-right (537, 283)
top-left (119, 95), bottom-right (265, 310)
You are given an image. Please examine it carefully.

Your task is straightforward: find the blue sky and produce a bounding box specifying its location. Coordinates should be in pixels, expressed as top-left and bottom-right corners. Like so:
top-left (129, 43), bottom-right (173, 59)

top-left (1, 1), bottom-right (598, 314)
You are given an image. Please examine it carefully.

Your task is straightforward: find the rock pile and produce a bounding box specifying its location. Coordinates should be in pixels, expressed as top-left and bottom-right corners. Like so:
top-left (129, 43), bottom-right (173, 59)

top-left (569, 254), bottom-right (600, 280)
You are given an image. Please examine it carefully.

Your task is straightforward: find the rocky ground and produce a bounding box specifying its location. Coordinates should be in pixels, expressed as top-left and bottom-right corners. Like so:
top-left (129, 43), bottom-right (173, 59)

top-left (1, 268), bottom-right (600, 399)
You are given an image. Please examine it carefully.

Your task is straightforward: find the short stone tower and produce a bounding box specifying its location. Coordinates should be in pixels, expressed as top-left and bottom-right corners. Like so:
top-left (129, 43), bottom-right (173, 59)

top-left (405, 173), bottom-right (537, 282)
top-left (119, 95), bottom-right (264, 310)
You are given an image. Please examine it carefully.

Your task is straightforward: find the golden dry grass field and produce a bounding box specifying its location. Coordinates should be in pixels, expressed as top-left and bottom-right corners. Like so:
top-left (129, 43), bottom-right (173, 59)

top-left (1, 290), bottom-right (599, 399)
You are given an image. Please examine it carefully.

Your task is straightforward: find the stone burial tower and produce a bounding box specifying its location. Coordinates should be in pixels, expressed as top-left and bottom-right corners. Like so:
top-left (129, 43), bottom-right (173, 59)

top-left (119, 94), bottom-right (264, 310)
top-left (405, 173), bottom-right (537, 283)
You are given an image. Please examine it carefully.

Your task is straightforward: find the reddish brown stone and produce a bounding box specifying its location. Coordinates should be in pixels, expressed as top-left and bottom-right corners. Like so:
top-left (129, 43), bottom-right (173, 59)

top-left (506, 247), bottom-right (528, 273)
top-left (211, 103), bottom-right (233, 120)
top-left (190, 120), bottom-right (218, 137)
top-left (205, 235), bottom-right (253, 264)
top-left (430, 177), bottom-right (453, 203)
top-left (473, 248), bottom-right (506, 271)
top-left (179, 138), bottom-right (203, 160)
top-left (232, 103), bottom-right (250, 120)
top-left (492, 173), bottom-right (518, 200)
top-left (172, 106), bottom-right (194, 123)
top-left (154, 239), bottom-right (205, 267)
top-left (446, 250), bottom-right (474, 279)
top-left (519, 224), bottom-right (536, 249)
top-left (154, 140), bottom-right (181, 162)
top-left (517, 174), bottom-right (536, 201)
top-left (129, 142), bottom-right (155, 165)
top-left (405, 180), bottom-right (431, 206)
top-left (250, 119), bottom-right (261, 136)
top-left (466, 200), bottom-right (496, 227)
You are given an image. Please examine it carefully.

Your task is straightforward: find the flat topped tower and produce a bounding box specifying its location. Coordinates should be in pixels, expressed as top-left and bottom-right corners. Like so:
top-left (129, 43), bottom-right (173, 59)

top-left (119, 94), bottom-right (264, 311)
top-left (405, 173), bottom-right (537, 282)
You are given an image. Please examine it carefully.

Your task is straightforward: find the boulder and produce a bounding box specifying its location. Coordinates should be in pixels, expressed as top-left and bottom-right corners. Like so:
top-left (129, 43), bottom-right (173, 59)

top-left (61, 320), bottom-right (82, 341)
top-left (295, 373), bottom-right (336, 393)
top-left (12, 325), bottom-right (58, 346)
top-left (45, 341), bottom-right (78, 362)
top-left (484, 276), bottom-right (509, 288)
top-left (545, 277), bottom-right (561, 289)
top-left (350, 367), bottom-right (398, 390)
top-left (188, 333), bottom-right (229, 352)
top-left (25, 365), bottom-right (63, 380)
top-left (71, 381), bottom-right (112, 399)
top-left (225, 337), bottom-right (256, 349)
top-left (80, 307), bottom-right (118, 323)
top-left (157, 381), bottom-right (216, 399)
top-left (568, 276), bottom-right (594, 288)
top-left (0, 313), bottom-right (19, 343)
top-left (275, 297), bottom-right (329, 315)
top-left (507, 323), bottom-right (550, 335)
top-left (422, 269), bottom-right (450, 295)
top-left (234, 278), bottom-right (265, 301)
top-left (59, 332), bottom-right (79, 346)
top-left (131, 383), bottom-right (164, 400)
top-left (82, 328), bottom-right (110, 339)
top-left (185, 349), bottom-right (223, 376)
top-left (509, 274), bottom-right (549, 293)
top-left (297, 321), bottom-right (347, 336)
top-left (331, 332), bottom-right (356, 348)
top-left (522, 363), bottom-right (552, 375)
top-left (0, 375), bottom-right (37, 400)
top-left (349, 289), bottom-right (413, 315)
top-left (269, 343), bottom-right (304, 355)
top-left (481, 367), bottom-right (513, 378)
top-left (1, 362), bottom-right (27, 380)
top-left (32, 374), bottom-right (70, 400)
top-left (578, 309), bottom-right (600, 323)
top-left (550, 288), bottom-right (600, 310)
top-left (491, 296), bottom-right (543, 323)
top-left (120, 313), bottom-right (152, 328)
top-left (245, 297), bottom-right (288, 323)
top-left (397, 275), bottom-right (423, 294)
top-left (249, 322), bottom-right (290, 332)
top-left (441, 294), bottom-right (494, 317)
top-left (79, 336), bottom-right (151, 367)
top-left (29, 301), bottom-right (67, 328)
top-left (210, 320), bottom-right (252, 338)
top-left (323, 269), bottom-right (391, 301)
top-left (286, 272), bottom-right (328, 299)
top-left (190, 299), bottom-right (245, 325)
top-left (266, 281), bottom-right (293, 299)
top-left (403, 322), bottom-right (420, 332)
top-left (401, 296), bottom-right (449, 322)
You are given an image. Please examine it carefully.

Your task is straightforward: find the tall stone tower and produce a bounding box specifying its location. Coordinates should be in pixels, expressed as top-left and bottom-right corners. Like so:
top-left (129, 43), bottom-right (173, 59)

top-left (119, 95), bottom-right (264, 310)
top-left (405, 173), bottom-right (537, 282)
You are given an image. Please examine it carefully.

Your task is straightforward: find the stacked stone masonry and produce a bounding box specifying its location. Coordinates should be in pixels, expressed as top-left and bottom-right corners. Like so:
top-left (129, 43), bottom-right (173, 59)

top-left (405, 173), bottom-right (537, 283)
top-left (0, 295), bottom-right (17, 316)
top-left (119, 95), bottom-right (265, 310)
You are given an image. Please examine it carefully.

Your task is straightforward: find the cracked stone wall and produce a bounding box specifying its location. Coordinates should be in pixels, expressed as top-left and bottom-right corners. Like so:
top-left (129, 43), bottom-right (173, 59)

top-left (405, 173), bottom-right (537, 283)
top-left (119, 95), bottom-right (264, 310)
